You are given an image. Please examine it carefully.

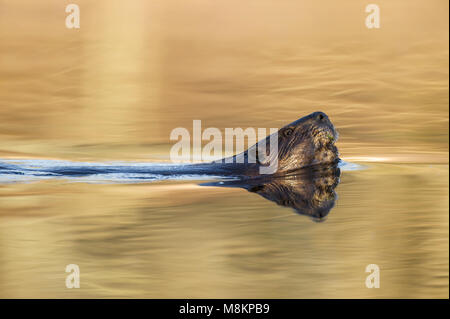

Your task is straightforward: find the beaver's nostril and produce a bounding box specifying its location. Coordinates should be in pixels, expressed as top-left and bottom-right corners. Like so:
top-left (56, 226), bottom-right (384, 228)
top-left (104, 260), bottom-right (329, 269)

top-left (318, 113), bottom-right (324, 120)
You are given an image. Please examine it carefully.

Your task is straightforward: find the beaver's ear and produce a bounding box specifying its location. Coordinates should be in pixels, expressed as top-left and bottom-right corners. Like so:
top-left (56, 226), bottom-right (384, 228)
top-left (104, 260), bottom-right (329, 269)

top-left (248, 185), bottom-right (265, 193)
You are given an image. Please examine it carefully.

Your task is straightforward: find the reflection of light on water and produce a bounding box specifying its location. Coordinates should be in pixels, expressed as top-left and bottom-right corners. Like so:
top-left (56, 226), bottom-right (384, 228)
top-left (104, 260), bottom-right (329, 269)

top-left (342, 154), bottom-right (449, 164)
top-left (338, 161), bottom-right (367, 171)
top-left (343, 156), bottom-right (389, 162)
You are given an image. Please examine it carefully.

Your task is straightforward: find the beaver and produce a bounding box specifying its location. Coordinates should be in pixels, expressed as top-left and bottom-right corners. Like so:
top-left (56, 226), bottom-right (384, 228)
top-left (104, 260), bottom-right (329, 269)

top-left (0, 111), bottom-right (339, 179)
top-left (207, 111), bottom-right (339, 177)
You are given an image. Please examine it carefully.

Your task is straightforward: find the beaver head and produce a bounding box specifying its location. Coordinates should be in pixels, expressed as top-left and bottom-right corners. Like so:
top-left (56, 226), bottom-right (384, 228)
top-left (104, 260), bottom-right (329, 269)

top-left (243, 111), bottom-right (339, 175)
top-left (275, 111), bottom-right (339, 172)
top-left (219, 111), bottom-right (339, 176)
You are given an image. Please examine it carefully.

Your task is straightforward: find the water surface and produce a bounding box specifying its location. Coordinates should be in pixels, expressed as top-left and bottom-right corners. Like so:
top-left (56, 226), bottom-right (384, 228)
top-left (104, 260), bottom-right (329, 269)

top-left (0, 0), bottom-right (448, 298)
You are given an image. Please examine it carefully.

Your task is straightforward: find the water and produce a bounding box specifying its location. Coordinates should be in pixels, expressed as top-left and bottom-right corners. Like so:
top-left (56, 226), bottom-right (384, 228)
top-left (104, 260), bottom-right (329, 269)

top-left (0, 0), bottom-right (448, 298)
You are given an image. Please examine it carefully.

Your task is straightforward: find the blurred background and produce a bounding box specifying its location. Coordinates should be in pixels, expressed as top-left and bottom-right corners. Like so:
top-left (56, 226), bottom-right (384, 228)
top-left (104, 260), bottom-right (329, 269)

top-left (0, 0), bottom-right (448, 298)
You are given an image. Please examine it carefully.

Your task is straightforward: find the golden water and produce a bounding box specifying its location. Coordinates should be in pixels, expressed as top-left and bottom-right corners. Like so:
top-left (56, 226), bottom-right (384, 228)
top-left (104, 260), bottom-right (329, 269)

top-left (0, 0), bottom-right (448, 298)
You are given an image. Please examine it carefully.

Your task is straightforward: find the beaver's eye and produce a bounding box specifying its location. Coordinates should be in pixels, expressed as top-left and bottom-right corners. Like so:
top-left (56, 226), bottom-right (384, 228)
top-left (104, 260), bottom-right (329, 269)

top-left (283, 128), bottom-right (294, 137)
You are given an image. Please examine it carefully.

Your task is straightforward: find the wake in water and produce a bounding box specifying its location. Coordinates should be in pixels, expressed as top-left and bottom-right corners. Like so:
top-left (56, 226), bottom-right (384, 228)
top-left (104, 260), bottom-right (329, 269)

top-left (0, 159), bottom-right (221, 183)
top-left (0, 158), bottom-right (363, 184)
top-left (0, 158), bottom-right (360, 221)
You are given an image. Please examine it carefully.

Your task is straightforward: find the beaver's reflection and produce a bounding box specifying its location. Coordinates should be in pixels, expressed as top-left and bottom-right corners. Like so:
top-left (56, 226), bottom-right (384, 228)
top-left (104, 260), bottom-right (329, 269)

top-left (203, 164), bottom-right (340, 222)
